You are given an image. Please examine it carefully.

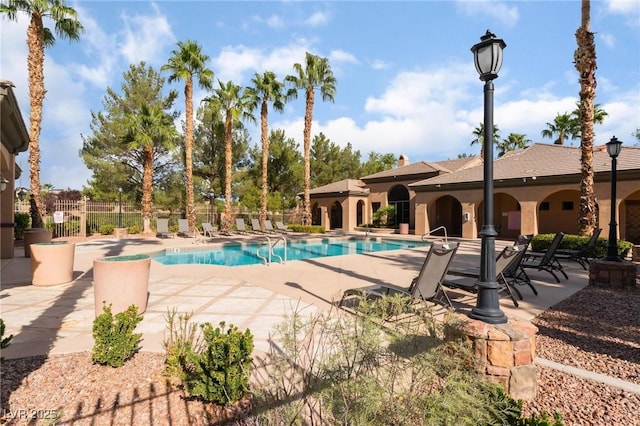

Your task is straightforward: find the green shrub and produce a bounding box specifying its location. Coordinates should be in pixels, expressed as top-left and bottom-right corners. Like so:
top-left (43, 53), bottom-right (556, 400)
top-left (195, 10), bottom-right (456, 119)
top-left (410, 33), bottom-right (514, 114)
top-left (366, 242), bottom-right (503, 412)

top-left (127, 224), bottom-right (141, 234)
top-left (99, 224), bottom-right (115, 235)
top-left (372, 205), bottom-right (395, 227)
top-left (531, 233), bottom-right (632, 258)
top-left (92, 304), bottom-right (143, 367)
top-left (180, 321), bottom-right (253, 405)
top-left (14, 212), bottom-right (30, 240)
top-left (162, 308), bottom-right (203, 380)
top-left (287, 224), bottom-right (325, 233)
top-left (1, 318), bottom-right (14, 361)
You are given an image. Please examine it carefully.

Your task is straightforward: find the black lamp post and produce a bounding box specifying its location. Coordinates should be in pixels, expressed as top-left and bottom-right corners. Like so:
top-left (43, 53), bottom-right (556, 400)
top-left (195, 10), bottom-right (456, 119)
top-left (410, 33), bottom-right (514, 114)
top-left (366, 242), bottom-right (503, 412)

top-left (605, 136), bottom-right (623, 261)
top-left (282, 196), bottom-right (286, 223)
top-left (469, 30), bottom-right (507, 324)
top-left (118, 187), bottom-right (123, 228)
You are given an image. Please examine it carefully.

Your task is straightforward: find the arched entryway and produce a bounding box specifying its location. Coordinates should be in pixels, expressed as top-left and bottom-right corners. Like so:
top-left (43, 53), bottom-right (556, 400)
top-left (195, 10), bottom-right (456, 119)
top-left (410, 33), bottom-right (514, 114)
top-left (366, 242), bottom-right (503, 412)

top-left (330, 201), bottom-right (342, 229)
top-left (623, 189), bottom-right (640, 244)
top-left (356, 200), bottom-right (365, 227)
top-left (311, 202), bottom-right (321, 226)
top-left (388, 185), bottom-right (410, 227)
top-left (432, 195), bottom-right (462, 237)
top-left (477, 193), bottom-right (521, 239)
top-left (537, 189), bottom-right (580, 235)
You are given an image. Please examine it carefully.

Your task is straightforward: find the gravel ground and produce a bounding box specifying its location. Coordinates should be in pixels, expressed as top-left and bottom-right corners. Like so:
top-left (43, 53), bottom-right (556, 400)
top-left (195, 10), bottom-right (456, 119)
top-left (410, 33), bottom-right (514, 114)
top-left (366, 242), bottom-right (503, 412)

top-left (1, 283), bottom-right (639, 425)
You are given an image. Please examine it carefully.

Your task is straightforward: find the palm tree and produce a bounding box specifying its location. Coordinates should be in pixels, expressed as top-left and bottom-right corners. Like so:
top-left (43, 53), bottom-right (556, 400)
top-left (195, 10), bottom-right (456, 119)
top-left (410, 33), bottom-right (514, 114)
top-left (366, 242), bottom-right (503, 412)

top-left (541, 113), bottom-right (579, 145)
top-left (285, 52), bottom-right (336, 225)
top-left (246, 71), bottom-right (285, 226)
top-left (161, 40), bottom-right (214, 231)
top-left (574, 0), bottom-right (598, 236)
top-left (205, 81), bottom-right (255, 231)
top-left (122, 104), bottom-right (178, 234)
top-left (497, 133), bottom-right (531, 157)
top-left (470, 123), bottom-right (500, 160)
top-left (1, 0), bottom-right (83, 228)
top-left (570, 101), bottom-right (608, 138)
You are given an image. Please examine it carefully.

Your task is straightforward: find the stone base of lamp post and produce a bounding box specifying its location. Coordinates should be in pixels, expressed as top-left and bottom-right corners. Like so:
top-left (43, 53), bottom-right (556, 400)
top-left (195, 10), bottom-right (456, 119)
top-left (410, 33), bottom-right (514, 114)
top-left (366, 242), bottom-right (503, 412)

top-left (447, 313), bottom-right (538, 401)
top-left (589, 259), bottom-right (638, 288)
top-left (114, 227), bottom-right (128, 238)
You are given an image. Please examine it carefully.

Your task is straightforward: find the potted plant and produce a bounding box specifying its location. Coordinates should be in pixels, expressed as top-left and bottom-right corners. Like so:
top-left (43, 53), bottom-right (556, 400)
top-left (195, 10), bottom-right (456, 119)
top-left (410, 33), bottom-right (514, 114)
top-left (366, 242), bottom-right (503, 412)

top-left (30, 241), bottom-right (75, 286)
top-left (93, 253), bottom-right (150, 316)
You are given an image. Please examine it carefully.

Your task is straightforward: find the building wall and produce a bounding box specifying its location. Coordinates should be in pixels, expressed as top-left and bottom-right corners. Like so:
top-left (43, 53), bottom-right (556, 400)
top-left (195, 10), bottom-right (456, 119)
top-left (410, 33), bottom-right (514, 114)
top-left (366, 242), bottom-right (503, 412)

top-left (0, 145), bottom-right (16, 258)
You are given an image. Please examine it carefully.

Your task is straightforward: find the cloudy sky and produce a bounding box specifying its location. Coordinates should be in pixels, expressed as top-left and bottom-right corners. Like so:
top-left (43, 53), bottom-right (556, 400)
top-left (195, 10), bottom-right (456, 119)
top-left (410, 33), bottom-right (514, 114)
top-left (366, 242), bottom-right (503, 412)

top-left (1, 0), bottom-right (638, 190)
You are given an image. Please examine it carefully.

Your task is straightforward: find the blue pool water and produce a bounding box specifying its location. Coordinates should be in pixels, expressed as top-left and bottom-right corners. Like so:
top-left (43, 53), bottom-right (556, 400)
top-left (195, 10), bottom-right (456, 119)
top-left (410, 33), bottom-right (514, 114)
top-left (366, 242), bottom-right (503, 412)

top-left (152, 237), bottom-right (429, 266)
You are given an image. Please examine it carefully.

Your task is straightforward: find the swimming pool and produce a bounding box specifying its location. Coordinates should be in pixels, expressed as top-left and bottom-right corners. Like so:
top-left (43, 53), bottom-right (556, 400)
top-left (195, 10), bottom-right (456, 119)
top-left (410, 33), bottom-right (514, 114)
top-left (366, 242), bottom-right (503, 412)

top-left (151, 237), bottom-right (429, 266)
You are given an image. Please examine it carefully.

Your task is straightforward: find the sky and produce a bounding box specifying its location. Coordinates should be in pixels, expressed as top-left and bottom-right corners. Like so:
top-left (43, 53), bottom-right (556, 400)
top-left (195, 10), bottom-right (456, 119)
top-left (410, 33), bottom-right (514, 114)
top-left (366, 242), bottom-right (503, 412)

top-left (1, 0), bottom-right (639, 190)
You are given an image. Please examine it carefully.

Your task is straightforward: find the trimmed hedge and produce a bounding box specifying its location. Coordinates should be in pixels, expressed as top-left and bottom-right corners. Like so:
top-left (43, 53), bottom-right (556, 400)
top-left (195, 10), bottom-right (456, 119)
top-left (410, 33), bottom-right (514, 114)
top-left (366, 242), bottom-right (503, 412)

top-left (287, 224), bottom-right (325, 234)
top-left (531, 233), bottom-right (632, 259)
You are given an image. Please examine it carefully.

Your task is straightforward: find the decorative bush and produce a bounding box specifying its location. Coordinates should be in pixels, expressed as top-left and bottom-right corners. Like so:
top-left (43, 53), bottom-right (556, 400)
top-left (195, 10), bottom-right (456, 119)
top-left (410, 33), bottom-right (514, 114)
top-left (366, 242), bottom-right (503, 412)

top-left (127, 224), bottom-right (141, 234)
top-left (287, 224), bottom-right (325, 233)
top-left (531, 233), bottom-right (632, 258)
top-left (179, 321), bottom-right (253, 405)
top-left (99, 224), bottom-right (115, 235)
top-left (14, 212), bottom-right (30, 240)
top-left (372, 205), bottom-right (395, 227)
top-left (92, 304), bottom-right (143, 367)
top-left (1, 318), bottom-right (14, 361)
top-left (162, 308), bottom-right (203, 380)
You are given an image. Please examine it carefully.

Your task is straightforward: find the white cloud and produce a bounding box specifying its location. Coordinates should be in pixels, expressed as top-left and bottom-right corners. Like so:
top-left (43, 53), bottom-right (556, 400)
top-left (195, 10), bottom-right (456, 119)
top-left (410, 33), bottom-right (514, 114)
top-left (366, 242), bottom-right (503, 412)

top-left (118, 5), bottom-right (175, 65)
top-left (455, 0), bottom-right (520, 28)
top-left (329, 49), bottom-right (358, 64)
top-left (305, 11), bottom-right (330, 27)
top-left (370, 59), bottom-right (390, 70)
top-left (599, 33), bottom-right (616, 48)
top-left (605, 0), bottom-right (639, 15)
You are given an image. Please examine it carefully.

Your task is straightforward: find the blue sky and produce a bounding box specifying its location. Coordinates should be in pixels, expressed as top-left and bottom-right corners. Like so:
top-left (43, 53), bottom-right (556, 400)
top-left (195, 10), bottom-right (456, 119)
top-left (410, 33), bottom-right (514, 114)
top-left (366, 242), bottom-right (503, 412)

top-left (2, 0), bottom-right (639, 190)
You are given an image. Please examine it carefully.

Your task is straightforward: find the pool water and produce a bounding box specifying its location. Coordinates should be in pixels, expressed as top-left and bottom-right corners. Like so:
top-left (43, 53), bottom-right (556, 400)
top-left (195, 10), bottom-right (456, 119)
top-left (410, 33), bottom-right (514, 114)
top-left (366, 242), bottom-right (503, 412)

top-left (152, 237), bottom-right (429, 266)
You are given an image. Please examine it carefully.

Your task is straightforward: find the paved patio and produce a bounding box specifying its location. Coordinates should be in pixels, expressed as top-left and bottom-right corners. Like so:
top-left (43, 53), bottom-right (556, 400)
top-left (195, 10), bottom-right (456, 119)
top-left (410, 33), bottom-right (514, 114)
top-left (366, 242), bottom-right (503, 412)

top-left (0, 233), bottom-right (590, 359)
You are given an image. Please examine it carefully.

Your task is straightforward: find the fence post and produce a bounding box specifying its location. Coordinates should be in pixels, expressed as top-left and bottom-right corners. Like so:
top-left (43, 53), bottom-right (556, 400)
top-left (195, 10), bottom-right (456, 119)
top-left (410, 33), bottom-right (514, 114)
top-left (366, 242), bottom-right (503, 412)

top-left (80, 197), bottom-right (87, 238)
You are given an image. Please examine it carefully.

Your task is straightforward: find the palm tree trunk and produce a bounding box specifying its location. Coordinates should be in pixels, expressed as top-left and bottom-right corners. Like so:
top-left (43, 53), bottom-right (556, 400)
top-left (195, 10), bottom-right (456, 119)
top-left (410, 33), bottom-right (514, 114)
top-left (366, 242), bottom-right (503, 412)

top-left (184, 80), bottom-right (195, 231)
top-left (302, 86), bottom-right (314, 226)
top-left (260, 100), bottom-right (269, 225)
top-left (223, 114), bottom-right (233, 231)
top-left (27, 14), bottom-right (46, 229)
top-left (575, 0), bottom-right (597, 236)
top-left (142, 145), bottom-right (154, 234)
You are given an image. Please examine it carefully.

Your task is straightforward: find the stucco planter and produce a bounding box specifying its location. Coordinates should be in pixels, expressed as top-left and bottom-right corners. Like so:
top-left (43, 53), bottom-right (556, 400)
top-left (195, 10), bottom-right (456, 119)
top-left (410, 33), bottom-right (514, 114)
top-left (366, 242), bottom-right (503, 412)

top-left (30, 242), bottom-right (75, 286)
top-left (93, 253), bottom-right (150, 316)
top-left (23, 228), bottom-right (53, 257)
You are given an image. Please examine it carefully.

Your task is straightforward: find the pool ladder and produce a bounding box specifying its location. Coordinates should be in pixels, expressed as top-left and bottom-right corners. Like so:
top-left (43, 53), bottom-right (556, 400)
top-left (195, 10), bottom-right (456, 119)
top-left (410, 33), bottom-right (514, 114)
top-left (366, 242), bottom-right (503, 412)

top-left (256, 236), bottom-right (287, 265)
top-left (421, 226), bottom-right (448, 245)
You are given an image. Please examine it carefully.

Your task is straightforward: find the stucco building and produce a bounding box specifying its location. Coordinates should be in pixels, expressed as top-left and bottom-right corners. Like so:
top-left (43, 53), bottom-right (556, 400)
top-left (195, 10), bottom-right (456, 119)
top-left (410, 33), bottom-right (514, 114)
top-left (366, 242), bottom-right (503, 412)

top-left (308, 143), bottom-right (640, 245)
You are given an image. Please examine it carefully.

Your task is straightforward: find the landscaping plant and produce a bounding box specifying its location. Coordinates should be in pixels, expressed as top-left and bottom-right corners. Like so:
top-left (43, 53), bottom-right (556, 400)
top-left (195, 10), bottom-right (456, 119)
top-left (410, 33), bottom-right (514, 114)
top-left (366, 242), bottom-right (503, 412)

top-left (162, 307), bottom-right (204, 380)
top-left (92, 304), bottom-right (143, 367)
top-left (1, 318), bottom-right (14, 361)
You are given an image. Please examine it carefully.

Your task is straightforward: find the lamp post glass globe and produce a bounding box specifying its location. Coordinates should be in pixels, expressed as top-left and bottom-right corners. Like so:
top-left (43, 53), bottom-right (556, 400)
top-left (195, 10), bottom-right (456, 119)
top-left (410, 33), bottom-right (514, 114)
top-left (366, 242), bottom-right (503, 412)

top-left (469, 30), bottom-right (507, 325)
top-left (605, 136), bottom-right (623, 261)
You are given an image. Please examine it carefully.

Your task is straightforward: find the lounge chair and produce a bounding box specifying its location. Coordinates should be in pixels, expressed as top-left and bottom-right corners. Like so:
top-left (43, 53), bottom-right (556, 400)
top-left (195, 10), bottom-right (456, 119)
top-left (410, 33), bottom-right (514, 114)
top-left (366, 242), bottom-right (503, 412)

top-left (235, 218), bottom-right (249, 235)
top-left (177, 218), bottom-right (195, 238)
top-left (263, 220), bottom-right (279, 234)
top-left (274, 221), bottom-right (292, 233)
top-left (339, 242), bottom-right (459, 309)
top-left (250, 218), bottom-right (269, 234)
top-left (554, 227), bottom-right (602, 270)
top-left (505, 234), bottom-right (538, 296)
top-left (156, 218), bottom-right (175, 239)
top-left (202, 222), bottom-right (217, 237)
top-left (518, 232), bottom-right (568, 283)
top-left (443, 244), bottom-right (526, 307)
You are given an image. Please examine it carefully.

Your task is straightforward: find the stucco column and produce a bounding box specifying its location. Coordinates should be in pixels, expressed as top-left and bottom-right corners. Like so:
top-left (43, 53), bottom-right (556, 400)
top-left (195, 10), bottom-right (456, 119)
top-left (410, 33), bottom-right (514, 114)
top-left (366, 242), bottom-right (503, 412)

top-left (518, 201), bottom-right (538, 237)
top-left (320, 206), bottom-right (328, 230)
top-left (414, 201), bottom-right (428, 236)
top-left (598, 199), bottom-right (614, 239)
top-left (461, 202), bottom-right (477, 239)
top-left (0, 178), bottom-right (15, 259)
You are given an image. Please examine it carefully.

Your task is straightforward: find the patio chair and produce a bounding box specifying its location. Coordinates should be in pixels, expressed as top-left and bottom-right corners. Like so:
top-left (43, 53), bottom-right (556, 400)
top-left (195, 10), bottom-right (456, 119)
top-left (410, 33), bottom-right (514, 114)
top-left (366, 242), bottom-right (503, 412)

top-left (443, 244), bottom-right (526, 307)
top-left (177, 218), bottom-right (195, 238)
top-left (250, 218), bottom-right (270, 234)
top-left (235, 218), bottom-right (249, 235)
top-left (505, 234), bottom-right (538, 296)
top-left (156, 218), bottom-right (175, 239)
top-left (275, 221), bottom-right (292, 233)
top-left (263, 220), bottom-right (280, 234)
top-left (339, 242), bottom-right (459, 309)
top-left (554, 227), bottom-right (602, 270)
top-left (517, 231), bottom-right (567, 283)
top-left (201, 222), bottom-right (217, 238)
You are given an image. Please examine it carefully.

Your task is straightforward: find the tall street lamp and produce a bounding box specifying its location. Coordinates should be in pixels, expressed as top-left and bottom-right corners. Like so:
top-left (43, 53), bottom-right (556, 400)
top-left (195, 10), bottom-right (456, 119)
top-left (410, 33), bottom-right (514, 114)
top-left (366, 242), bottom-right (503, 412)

top-left (605, 136), bottom-right (623, 261)
top-left (282, 196), bottom-right (286, 223)
top-left (469, 30), bottom-right (507, 324)
top-left (118, 187), bottom-right (123, 229)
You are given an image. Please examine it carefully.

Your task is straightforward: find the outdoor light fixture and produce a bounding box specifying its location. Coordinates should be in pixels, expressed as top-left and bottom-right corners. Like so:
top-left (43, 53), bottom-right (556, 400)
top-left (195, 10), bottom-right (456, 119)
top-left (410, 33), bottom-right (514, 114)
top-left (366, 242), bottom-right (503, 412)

top-left (0, 174), bottom-right (7, 192)
top-left (15, 187), bottom-right (28, 201)
top-left (118, 187), bottom-right (123, 229)
top-left (605, 136), bottom-right (623, 261)
top-left (469, 30), bottom-right (507, 324)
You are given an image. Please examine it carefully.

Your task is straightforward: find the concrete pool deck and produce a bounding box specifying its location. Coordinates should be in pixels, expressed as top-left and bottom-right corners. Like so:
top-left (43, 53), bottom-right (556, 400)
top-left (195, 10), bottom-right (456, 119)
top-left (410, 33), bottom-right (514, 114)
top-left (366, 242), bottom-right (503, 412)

top-left (0, 232), bottom-right (589, 360)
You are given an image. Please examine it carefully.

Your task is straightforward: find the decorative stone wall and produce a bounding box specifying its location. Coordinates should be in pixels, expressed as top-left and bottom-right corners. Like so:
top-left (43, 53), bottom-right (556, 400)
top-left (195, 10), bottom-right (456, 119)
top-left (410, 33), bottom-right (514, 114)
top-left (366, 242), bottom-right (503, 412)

top-left (589, 259), bottom-right (638, 288)
top-left (459, 316), bottom-right (538, 401)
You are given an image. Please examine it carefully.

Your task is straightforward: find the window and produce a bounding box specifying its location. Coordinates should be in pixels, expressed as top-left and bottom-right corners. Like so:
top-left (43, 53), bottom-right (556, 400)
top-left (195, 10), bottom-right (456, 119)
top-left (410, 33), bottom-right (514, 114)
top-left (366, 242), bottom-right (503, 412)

top-left (562, 201), bottom-right (574, 211)
top-left (539, 202), bottom-right (549, 211)
top-left (372, 202), bottom-right (381, 213)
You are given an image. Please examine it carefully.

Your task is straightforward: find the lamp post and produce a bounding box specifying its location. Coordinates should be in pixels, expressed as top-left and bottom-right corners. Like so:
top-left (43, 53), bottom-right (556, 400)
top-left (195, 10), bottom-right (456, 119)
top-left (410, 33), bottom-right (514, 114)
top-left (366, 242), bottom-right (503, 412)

top-left (469, 30), bottom-right (507, 324)
top-left (282, 196), bottom-right (286, 223)
top-left (118, 187), bottom-right (123, 229)
top-left (0, 175), bottom-right (7, 192)
top-left (605, 136), bottom-right (623, 261)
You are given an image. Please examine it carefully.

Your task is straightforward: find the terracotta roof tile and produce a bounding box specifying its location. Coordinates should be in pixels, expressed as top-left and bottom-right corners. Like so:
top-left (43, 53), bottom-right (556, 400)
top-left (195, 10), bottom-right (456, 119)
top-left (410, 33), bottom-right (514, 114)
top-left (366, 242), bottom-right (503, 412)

top-left (310, 179), bottom-right (369, 195)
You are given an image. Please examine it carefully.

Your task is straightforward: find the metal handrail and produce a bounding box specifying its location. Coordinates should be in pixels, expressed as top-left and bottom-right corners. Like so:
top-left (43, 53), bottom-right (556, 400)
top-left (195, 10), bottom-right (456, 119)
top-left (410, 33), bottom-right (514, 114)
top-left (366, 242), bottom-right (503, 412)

top-left (257, 237), bottom-right (271, 265)
top-left (421, 226), bottom-right (448, 244)
top-left (270, 236), bottom-right (286, 264)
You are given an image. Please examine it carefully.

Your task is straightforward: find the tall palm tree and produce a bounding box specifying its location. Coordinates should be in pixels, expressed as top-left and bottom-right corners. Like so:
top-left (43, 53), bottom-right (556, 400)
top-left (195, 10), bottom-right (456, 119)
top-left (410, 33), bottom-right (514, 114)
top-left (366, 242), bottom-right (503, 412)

top-left (570, 101), bottom-right (608, 138)
top-left (497, 133), bottom-right (531, 157)
top-left (246, 71), bottom-right (285, 226)
top-left (1, 0), bottom-right (83, 228)
top-left (470, 123), bottom-right (500, 160)
top-left (285, 52), bottom-right (336, 225)
top-left (122, 104), bottom-right (178, 234)
top-left (541, 113), bottom-right (579, 145)
top-left (161, 40), bottom-right (214, 231)
top-left (574, 0), bottom-right (598, 236)
top-left (205, 80), bottom-right (255, 231)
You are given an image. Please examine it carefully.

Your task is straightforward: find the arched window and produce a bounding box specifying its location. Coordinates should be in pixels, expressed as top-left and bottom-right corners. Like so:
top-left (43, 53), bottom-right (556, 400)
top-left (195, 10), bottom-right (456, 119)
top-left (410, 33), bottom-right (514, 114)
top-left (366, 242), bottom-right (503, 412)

top-left (388, 185), bottom-right (410, 226)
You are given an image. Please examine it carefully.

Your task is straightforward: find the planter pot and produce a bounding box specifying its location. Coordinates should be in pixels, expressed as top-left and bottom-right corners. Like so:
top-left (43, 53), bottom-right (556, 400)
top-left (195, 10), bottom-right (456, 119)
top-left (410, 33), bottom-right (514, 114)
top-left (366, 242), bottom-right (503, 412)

top-left (30, 242), bottom-right (75, 286)
top-left (23, 228), bottom-right (53, 258)
top-left (93, 254), bottom-right (151, 317)
top-left (399, 223), bottom-right (409, 235)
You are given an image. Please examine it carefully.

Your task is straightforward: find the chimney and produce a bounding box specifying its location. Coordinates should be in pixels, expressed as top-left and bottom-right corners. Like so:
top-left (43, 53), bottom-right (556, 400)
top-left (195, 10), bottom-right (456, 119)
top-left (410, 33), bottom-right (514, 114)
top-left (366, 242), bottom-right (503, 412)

top-left (398, 154), bottom-right (409, 167)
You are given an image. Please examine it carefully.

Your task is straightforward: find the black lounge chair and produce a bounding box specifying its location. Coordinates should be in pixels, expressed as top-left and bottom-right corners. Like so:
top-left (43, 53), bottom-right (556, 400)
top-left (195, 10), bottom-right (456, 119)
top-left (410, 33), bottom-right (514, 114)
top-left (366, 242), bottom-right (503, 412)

top-left (339, 242), bottom-right (459, 309)
top-left (518, 232), bottom-right (568, 283)
top-left (504, 234), bottom-right (537, 296)
top-left (443, 244), bottom-right (526, 307)
top-left (554, 228), bottom-right (602, 270)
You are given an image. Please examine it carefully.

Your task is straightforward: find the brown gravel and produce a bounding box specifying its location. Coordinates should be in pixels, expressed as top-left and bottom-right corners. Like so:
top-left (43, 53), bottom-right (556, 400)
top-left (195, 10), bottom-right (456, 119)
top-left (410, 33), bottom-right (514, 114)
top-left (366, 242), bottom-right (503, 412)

top-left (1, 284), bottom-right (639, 425)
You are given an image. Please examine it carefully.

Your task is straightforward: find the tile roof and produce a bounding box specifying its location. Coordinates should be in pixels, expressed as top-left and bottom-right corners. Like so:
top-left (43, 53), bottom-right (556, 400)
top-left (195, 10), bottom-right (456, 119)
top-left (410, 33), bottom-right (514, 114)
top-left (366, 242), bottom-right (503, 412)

top-left (309, 179), bottom-right (370, 195)
top-left (360, 161), bottom-right (440, 180)
top-left (410, 143), bottom-right (640, 188)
